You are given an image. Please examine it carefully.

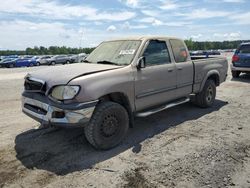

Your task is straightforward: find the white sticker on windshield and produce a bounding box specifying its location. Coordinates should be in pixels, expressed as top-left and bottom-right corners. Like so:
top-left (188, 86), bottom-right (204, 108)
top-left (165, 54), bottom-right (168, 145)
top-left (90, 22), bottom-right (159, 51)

top-left (119, 49), bottom-right (136, 55)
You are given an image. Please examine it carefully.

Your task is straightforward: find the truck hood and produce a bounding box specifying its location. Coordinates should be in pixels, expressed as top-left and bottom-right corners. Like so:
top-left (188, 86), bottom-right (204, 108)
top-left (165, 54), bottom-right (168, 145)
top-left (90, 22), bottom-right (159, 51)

top-left (27, 63), bottom-right (122, 88)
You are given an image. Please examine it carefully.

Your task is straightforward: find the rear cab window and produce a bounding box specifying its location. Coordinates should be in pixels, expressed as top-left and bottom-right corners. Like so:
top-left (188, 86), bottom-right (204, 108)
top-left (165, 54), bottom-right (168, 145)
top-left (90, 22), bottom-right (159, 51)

top-left (170, 39), bottom-right (189, 63)
top-left (143, 40), bottom-right (171, 66)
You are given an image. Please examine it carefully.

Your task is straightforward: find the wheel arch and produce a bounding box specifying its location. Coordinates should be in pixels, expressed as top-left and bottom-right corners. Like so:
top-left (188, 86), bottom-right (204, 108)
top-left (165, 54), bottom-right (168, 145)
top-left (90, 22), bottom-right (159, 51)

top-left (200, 70), bottom-right (220, 92)
top-left (98, 92), bottom-right (134, 128)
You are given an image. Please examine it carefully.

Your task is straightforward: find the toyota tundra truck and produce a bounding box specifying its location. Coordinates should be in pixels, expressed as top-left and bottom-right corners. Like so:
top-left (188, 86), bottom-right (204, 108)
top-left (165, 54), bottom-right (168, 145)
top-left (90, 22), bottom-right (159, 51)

top-left (22, 36), bottom-right (228, 150)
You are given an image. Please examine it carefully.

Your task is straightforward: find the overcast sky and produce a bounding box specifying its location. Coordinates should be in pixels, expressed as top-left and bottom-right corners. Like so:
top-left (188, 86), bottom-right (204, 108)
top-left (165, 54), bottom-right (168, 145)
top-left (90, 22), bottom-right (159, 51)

top-left (0, 0), bottom-right (249, 50)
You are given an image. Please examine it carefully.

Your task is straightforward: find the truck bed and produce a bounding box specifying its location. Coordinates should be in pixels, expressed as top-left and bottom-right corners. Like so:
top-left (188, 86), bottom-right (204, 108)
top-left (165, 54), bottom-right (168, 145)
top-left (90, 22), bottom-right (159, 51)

top-left (192, 56), bottom-right (228, 93)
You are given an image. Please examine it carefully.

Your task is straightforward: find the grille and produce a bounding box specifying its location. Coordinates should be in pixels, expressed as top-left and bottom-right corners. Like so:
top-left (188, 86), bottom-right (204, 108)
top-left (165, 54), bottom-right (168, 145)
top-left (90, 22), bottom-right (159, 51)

top-left (24, 104), bottom-right (47, 115)
top-left (24, 77), bottom-right (46, 93)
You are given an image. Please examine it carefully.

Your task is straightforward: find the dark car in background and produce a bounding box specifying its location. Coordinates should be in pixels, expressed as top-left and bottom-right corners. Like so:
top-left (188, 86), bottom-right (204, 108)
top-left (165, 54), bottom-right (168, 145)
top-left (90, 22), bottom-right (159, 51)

top-left (206, 50), bottom-right (221, 55)
top-left (15, 57), bottom-right (40, 67)
top-left (0, 58), bottom-right (18, 68)
top-left (231, 43), bottom-right (250, 78)
top-left (46, 55), bottom-right (72, 65)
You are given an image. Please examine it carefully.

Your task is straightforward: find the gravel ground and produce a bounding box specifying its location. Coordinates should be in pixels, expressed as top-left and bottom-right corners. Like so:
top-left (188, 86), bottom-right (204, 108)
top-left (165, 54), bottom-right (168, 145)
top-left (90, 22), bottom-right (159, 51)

top-left (0, 55), bottom-right (250, 188)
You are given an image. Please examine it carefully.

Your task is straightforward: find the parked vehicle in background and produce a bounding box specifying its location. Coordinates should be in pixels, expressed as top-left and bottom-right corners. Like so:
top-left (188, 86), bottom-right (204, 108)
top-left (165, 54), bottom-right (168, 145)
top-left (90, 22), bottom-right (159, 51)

top-left (22, 36), bottom-right (228, 150)
top-left (15, 57), bottom-right (39, 67)
top-left (78, 53), bottom-right (88, 62)
top-left (231, 43), bottom-right (250, 78)
top-left (190, 50), bottom-right (204, 56)
top-left (206, 50), bottom-right (221, 56)
top-left (69, 53), bottom-right (88, 63)
top-left (68, 54), bottom-right (78, 63)
top-left (0, 58), bottom-right (18, 68)
top-left (46, 55), bottom-right (72, 65)
top-left (36, 55), bottom-right (52, 65)
top-left (190, 50), bottom-right (221, 57)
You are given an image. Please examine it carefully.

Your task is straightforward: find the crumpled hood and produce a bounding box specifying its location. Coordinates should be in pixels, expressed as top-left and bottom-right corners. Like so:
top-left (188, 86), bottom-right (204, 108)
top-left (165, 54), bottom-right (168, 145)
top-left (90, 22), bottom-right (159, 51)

top-left (27, 63), bottom-right (121, 88)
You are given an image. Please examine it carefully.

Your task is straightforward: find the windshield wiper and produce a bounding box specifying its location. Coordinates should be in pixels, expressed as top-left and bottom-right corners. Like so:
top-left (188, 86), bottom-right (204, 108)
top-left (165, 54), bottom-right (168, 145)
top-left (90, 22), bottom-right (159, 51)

top-left (96, 60), bottom-right (118, 65)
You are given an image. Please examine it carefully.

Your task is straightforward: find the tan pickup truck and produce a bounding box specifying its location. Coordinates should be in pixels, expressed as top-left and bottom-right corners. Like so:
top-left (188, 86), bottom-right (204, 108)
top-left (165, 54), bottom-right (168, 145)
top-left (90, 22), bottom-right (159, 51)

top-left (22, 36), bottom-right (228, 149)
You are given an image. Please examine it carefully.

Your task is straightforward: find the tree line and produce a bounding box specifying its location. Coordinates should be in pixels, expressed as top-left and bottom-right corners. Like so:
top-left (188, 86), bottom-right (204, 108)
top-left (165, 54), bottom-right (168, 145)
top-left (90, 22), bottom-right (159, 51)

top-left (184, 39), bottom-right (250, 51)
top-left (0, 39), bottom-right (250, 56)
top-left (0, 46), bottom-right (95, 56)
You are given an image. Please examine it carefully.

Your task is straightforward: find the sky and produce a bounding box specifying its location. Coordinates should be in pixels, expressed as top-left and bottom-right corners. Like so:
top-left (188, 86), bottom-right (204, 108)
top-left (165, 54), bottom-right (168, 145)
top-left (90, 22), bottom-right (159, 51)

top-left (0, 0), bottom-right (249, 50)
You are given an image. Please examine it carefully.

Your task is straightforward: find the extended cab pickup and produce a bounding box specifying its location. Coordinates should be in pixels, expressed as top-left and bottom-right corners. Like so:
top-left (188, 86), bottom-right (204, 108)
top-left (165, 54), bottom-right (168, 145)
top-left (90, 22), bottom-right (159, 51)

top-left (22, 36), bottom-right (228, 149)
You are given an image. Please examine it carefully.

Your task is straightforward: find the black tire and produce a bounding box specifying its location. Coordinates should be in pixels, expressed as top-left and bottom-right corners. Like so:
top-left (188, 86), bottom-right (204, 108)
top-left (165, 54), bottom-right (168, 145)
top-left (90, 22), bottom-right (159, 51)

top-left (194, 79), bottom-right (216, 108)
top-left (29, 63), bottom-right (34, 67)
top-left (84, 101), bottom-right (129, 150)
top-left (66, 60), bottom-right (70, 64)
top-left (51, 61), bottom-right (56, 66)
top-left (36, 62), bottom-right (40, 66)
top-left (232, 71), bottom-right (240, 78)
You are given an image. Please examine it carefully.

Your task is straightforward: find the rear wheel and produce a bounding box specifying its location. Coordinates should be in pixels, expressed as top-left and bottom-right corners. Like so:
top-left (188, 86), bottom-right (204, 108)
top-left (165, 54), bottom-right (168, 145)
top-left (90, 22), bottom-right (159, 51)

top-left (84, 101), bottom-right (129, 150)
top-left (66, 60), bottom-right (70, 64)
top-left (232, 71), bottom-right (240, 78)
top-left (51, 61), bottom-right (56, 66)
top-left (36, 62), bottom-right (40, 66)
top-left (29, 63), bottom-right (34, 67)
top-left (194, 79), bottom-right (216, 108)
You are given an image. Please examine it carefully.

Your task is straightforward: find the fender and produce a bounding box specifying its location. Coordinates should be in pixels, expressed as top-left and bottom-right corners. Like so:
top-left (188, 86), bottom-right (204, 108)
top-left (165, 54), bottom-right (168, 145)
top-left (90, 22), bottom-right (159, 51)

top-left (199, 70), bottom-right (220, 92)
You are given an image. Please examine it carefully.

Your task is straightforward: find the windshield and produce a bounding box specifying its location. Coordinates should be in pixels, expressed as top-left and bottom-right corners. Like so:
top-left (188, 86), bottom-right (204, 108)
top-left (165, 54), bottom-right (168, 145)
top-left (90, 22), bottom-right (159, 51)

top-left (86, 40), bottom-right (141, 65)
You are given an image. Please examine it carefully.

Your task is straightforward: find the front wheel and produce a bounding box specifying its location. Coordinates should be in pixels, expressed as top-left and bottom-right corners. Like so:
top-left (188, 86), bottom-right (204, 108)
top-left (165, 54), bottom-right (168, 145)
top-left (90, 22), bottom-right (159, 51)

top-left (84, 102), bottom-right (129, 150)
top-left (194, 79), bottom-right (216, 108)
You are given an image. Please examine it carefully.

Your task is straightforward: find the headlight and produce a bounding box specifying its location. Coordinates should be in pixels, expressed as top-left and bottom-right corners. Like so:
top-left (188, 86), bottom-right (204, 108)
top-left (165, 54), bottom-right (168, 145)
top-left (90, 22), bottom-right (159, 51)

top-left (51, 85), bottom-right (80, 100)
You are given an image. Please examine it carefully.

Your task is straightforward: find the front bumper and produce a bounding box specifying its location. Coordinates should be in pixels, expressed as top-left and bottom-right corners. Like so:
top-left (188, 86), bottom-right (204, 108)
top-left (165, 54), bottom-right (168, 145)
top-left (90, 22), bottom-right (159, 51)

top-left (231, 64), bottom-right (250, 72)
top-left (22, 94), bottom-right (98, 127)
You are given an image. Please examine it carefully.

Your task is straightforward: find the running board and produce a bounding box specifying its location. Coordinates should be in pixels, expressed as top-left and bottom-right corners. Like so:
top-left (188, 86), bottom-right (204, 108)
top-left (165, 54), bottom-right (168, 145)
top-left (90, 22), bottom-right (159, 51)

top-left (136, 97), bottom-right (190, 117)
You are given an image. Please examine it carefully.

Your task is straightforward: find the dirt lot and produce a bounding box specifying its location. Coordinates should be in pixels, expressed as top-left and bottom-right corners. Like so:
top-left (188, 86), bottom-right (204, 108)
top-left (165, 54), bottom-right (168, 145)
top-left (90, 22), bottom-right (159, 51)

top-left (0, 55), bottom-right (250, 188)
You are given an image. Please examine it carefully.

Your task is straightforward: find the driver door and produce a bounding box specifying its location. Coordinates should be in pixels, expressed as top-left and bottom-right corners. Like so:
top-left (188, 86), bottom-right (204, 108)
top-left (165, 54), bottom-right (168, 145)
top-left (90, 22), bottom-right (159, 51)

top-left (135, 40), bottom-right (177, 111)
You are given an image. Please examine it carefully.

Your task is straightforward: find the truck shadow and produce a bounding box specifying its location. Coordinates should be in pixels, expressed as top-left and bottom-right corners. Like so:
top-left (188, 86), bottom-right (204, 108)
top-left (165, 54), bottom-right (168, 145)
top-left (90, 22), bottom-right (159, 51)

top-left (15, 100), bottom-right (228, 175)
top-left (231, 73), bottom-right (250, 83)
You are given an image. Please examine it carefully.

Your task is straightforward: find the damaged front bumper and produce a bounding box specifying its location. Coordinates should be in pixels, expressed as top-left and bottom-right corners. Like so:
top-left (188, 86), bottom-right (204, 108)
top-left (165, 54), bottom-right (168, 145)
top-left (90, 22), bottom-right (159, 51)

top-left (22, 92), bottom-right (98, 127)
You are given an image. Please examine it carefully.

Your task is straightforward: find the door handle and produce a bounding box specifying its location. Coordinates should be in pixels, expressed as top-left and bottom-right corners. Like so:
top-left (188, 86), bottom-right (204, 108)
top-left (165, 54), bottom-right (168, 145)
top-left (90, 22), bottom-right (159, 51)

top-left (177, 67), bottom-right (183, 70)
top-left (167, 68), bottom-right (173, 72)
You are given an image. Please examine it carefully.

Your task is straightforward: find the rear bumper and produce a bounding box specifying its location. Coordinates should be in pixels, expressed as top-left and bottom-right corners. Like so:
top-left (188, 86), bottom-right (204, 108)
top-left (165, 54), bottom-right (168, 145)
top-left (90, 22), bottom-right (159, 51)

top-left (231, 64), bottom-right (250, 72)
top-left (22, 94), bottom-right (98, 127)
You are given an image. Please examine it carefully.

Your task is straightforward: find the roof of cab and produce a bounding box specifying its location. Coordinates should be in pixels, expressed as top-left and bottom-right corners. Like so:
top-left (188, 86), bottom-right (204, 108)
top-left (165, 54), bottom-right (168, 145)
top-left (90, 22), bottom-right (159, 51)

top-left (105, 35), bottom-right (183, 42)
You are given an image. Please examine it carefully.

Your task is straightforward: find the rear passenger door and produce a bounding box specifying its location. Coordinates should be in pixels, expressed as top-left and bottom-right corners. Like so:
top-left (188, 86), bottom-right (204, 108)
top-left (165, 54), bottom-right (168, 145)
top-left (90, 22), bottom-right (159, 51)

top-left (169, 39), bottom-right (194, 98)
top-left (135, 40), bottom-right (177, 111)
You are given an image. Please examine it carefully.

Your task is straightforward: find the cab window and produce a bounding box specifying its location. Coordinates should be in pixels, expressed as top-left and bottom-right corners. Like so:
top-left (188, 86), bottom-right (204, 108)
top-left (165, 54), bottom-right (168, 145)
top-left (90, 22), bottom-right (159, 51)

top-left (143, 40), bottom-right (171, 66)
top-left (170, 39), bottom-right (188, 63)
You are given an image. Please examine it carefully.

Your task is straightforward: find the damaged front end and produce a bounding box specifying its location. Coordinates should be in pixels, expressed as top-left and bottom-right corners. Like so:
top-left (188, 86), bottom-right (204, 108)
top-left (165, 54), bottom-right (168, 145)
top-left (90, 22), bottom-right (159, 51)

top-left (22, 76), bottom-right (98, 127)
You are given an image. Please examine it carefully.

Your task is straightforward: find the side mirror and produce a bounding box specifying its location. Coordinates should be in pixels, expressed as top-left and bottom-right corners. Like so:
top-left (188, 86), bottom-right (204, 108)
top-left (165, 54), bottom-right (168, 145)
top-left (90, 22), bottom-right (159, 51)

top-left (137, 56), bottom-right (146, 69)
